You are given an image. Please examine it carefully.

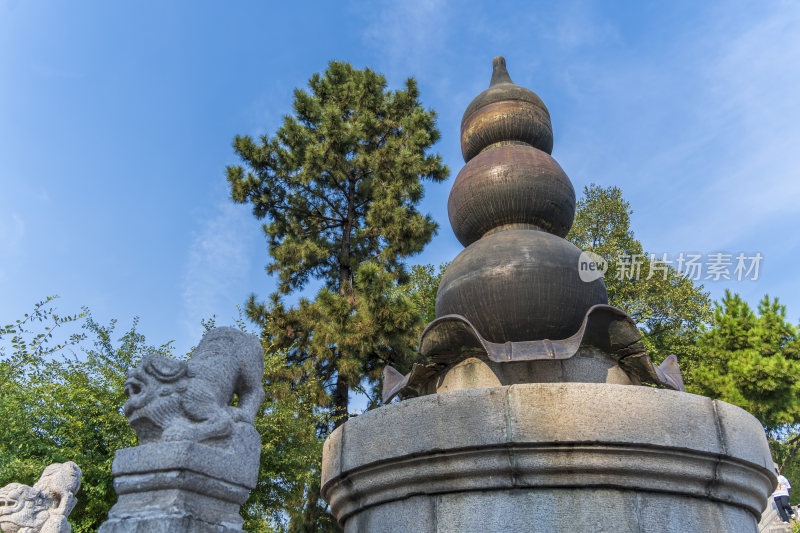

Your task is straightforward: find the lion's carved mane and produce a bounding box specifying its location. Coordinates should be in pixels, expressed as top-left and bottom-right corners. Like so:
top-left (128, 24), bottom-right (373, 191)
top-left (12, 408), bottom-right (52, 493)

top-left (122, 327), bottom-right (265, 444)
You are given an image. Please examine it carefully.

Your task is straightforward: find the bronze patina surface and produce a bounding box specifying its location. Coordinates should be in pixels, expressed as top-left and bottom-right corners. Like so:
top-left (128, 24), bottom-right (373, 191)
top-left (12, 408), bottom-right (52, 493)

top-left (436, 229), bottom-right (607, 342)
top-left (382, 305), bottom-right (685, 403)
top-left (448, 143), bottom-right (575, 246)
top-left (460, 56), bottom-right (553, 160)
top-left (382, 56), bottom-right (684, 403)
top-left (461, 100), bottom-right (553, 162)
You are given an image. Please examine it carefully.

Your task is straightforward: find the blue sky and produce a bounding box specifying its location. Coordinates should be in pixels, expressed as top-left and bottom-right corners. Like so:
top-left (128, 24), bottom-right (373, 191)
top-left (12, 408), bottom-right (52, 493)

top-left (2, 0), bottom-right (800, 356)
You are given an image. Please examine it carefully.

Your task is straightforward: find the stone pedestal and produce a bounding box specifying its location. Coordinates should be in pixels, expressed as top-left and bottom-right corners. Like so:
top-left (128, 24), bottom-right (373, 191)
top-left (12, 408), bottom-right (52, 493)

top-left (418, 346), bottom-right (639, 396)
top-left (321, 384), bottom-right (776, 532)
top-left (99, 441), bottom-right (258, 533)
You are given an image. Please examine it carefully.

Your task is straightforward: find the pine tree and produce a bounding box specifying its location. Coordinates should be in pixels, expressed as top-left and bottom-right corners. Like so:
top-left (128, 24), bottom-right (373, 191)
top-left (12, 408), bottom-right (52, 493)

top-left (227, 61), bottom-right (448, 529)
top-left (690, 291), bottom-right (800, 432)
top-left (689, 291), bottom-right (800, 501)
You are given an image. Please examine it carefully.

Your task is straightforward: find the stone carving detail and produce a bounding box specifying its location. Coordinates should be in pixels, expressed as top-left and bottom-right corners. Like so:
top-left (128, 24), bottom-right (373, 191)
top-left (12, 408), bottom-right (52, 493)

top-left (0, 462), bottom-right (81, 533)
top-left (123, 326), bottom-right (265, 444)
top-left (99, 327), bottom-right (266, 533)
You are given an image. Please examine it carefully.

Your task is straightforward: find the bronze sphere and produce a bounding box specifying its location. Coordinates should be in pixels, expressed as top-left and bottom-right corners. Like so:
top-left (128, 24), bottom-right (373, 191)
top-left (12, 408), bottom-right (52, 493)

top-left (448, 143), bottom-right (575, 247)
top-left (436, 229), bottom-right (608, 343)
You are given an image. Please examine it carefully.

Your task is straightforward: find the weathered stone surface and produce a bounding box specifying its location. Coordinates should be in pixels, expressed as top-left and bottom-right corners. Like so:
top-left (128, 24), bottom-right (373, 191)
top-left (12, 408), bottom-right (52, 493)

top-left (99, 486), bottom-right (246, 532)
top-left (506, 383), bottom-right (721, 450)
top-left (322, 384), bottom-right (775, 531)
top-left (436, 489), bottom-right (640, 533)
top-left (111, 438), bottom-right (261, 489)
top-left (419, 346), bottom-right (636, 395)
top-left (122, 327), bottom-right (265, 445)
top-left (98, 516), bottom-right (243, 533)
top-left (320, 424), bottom-right (343, 490)
top-left (715, 398), bottom-right (776, 470)
top-left (99, 327), bottom-right (265, 533)
top-left (339, 386), bottom-right (508, 472)
top-left (0, 462), bottom-right (82, 533)
top-left (343, 495), bottom-right (435, 533)
top-left (339, 485), bottom-right (761, 533)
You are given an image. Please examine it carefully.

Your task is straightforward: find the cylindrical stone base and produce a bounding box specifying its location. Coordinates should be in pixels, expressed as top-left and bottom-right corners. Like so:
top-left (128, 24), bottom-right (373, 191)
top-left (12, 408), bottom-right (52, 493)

top-left (321, 384), bottom-right (776, 533)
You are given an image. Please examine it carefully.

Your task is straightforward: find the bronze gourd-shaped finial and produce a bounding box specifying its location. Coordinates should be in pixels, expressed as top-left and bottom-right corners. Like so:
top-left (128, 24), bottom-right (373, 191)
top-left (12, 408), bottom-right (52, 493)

top-left (460, 56), bottom-right (554, 162)
top-left (436, 56), bottom-right (608, 343)
top-left (381, 57), bottom-right (685, 403)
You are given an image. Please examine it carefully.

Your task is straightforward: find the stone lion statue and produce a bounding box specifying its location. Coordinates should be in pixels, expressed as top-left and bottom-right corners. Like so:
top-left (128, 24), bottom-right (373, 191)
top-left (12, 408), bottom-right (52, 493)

top-left (122, 327), bottom-right (265, 444)
top-left (0, 462), bottom-right (81, 533)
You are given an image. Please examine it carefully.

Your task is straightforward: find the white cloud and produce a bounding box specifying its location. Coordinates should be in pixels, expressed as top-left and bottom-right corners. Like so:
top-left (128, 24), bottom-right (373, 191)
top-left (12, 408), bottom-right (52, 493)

top-left (661, 3), bottom-right (800, 249)
top-left (361, 0), bottom-right (450, 79)
top-left (181, 202), bottom-right (258, 344)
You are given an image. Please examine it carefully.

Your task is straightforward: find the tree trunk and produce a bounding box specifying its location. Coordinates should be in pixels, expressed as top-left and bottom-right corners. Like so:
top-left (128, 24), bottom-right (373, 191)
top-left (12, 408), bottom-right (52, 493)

top-left (332, 373), bottom-right (348, 429)
top-left (780, 433), bottom-right (800, 470)
top-left (332, 176), bottom-right (356, 430)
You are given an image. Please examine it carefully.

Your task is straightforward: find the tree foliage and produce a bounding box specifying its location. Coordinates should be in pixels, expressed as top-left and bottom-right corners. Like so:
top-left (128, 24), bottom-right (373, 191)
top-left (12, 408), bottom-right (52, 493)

top-left (394, 263), bottom-right (448, 328)
top-left (226, 61), bottom-right (449, 527)
top-left (0, 301), bottom-right (171, 532)
top-left (567, 183), bottom-right (712, 363)
top-left (228, 61), bottom-right (447, 419)
top-left (689, 291), bottom-right (800, 432)
top-left (227, 61), bottom-right (448, 530)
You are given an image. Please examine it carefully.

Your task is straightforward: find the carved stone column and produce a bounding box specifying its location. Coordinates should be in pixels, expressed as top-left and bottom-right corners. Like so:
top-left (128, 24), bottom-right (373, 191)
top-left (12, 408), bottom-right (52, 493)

top-left (99, 438), bottom-right (259, 533)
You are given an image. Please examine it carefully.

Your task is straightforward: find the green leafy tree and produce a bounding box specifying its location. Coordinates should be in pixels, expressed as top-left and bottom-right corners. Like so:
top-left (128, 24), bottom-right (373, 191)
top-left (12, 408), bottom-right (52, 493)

top-left (0, 297), bottom-right (85, 390)
top-left (567, 184), bottom-right (712, 364)
top-left (393, 263), bottom-right (448, 328)
top-left (227, 61), bottom-right (448, 530)
top-left (0, 302), bottom-right (172, 532)
top-left (689, 291), bottom-right (800, 431)
top-left (689, 291), bottom-right (800, 502)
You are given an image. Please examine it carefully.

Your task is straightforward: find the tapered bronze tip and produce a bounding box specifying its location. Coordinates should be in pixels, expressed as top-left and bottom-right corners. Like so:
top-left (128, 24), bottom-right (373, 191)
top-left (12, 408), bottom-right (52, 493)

top-left (490, 56), bottom-right (513, 86)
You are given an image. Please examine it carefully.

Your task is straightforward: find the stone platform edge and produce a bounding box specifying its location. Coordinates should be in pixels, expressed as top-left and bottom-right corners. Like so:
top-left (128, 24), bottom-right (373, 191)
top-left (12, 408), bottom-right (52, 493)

top-left (321, 383), bottom-right (776, 524)
top-left (112, 440), bottom-right (259, 489)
